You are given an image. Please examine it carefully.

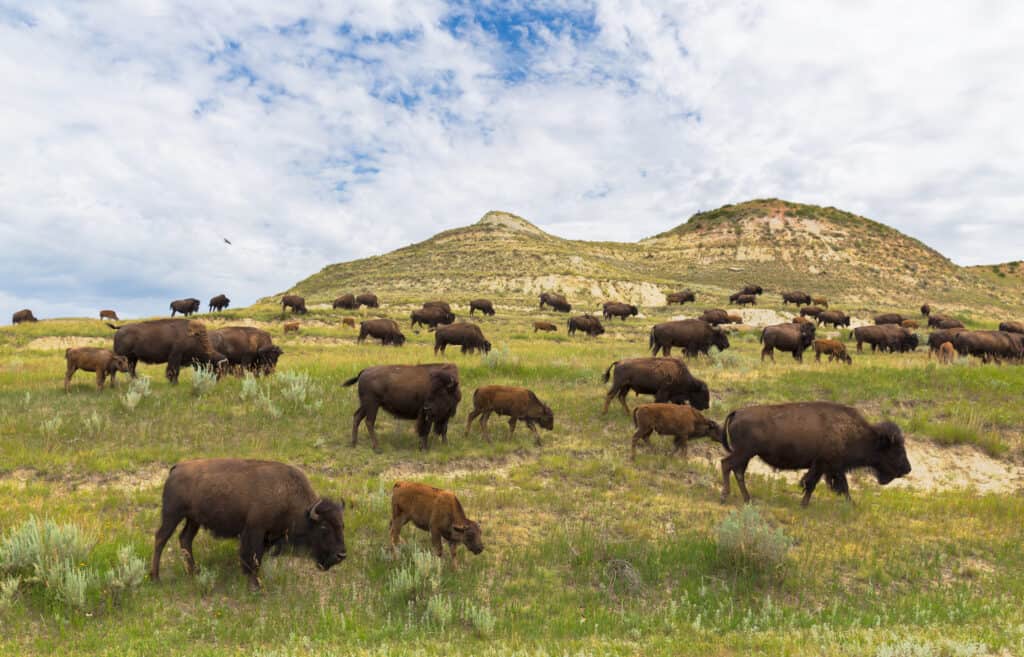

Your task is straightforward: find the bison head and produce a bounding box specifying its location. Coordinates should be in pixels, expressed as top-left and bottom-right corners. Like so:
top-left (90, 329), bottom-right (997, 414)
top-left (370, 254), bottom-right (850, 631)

top-left (481, 339), bottom-right (492, 353)
top-left (538, 403), bottom-right (554, 430)
top-left (109, 355), bottom-right (131, 373)
top-left (658, 379), bottom-right (710, 410)
top-left (392, 333), bottom-right (407, 346)
top-left (453, 519), bottom-right (484, 555)
top-left (306, 499), bottom-right (347, 571)
top-left (629, 305), bottom-right (638, 315)
top-left (711, 330), bottom-right (730, 352)
top-left (870, 422), bottom-right (911, 484)
top-left (422, 371), bottom-right (461, 425)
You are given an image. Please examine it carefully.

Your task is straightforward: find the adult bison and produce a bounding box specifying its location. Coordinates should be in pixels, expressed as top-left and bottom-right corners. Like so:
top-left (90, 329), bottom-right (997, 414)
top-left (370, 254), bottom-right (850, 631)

top-left (469, 299), bottom-right (495, 316)
top-left (602, 302), bottom-right (638, 320)
top-left (208, 294), bottom-right (230, 312)
top-left (99, 309), bottom-right (120, 321)
top-left (719, 402), bottom-right (911, 506)
top-left (853, 325), bottom-right (917, 353)
top-left (343, 364), bottom-right (461, 450)
top-left (150, 459), bottom-right (346, 590)
top-left (934, 318), bottom-right (964, 330)
top-left (811, 296), bottom-right (829, 308)
top-left (533, 321), bottom-right (557, 332)
top-left (699, 309), bottom-right (732, 326)
top-left (731, 293), bottom-right (757, 306)
top-left (817, 310), bottom-right (851, 328)
top-left (874, 313), bottom-right (905, 326)
top-left (539, 292), bottom-right (571, 312)
top-left (667, 290), bottom-right (696, 305)
top-left (999, 321), bottom-right (1024, 335)
top-left (952, 331), bottom-right (1024, 364)
top-left (333, 294), bottom-right (357, 309)
top-left (760, 322), bottom-right (815, 362)
top-left (209, 326), bottom-right (283, 376)
top-left (411, 307), bottom-right (455, 328)
top-left (12, 309), bottom-right (37, 324)
top-left (927, 327), bottom-right (965, 356)
top-left (434, 323), bottom-right (491, 354)
top-left (799, 306), bottom-right (825, 318)
top-left (281, 294), bottom-right (308, 314)
top-left (920, 304), bottom-right (931, 317)
top-left (356, 293), bottom-right (379, 308)
top-left (781, 291), bottom-right (811, 306)
top-left (568, 314), bottom-right (605, 337)
top-left (358, 319), bottom-right (406, 346)
top-left (739, 284), bottom-right (763, 296)
top-left (422, 300), bottom-right (451, 314)
top-left (170, 298), bottom-right (201, 317)
top-left (601, 357), bottom-right (710, 414)
top-left (649, 319), bottom-right (729, 357)
top-left (111, 319), bottom-right (226, 383)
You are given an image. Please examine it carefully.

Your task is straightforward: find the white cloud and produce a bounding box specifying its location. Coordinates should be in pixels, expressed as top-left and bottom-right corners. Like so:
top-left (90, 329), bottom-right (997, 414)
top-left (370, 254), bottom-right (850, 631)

top-left (1, 1), bottom-right (1022, 318)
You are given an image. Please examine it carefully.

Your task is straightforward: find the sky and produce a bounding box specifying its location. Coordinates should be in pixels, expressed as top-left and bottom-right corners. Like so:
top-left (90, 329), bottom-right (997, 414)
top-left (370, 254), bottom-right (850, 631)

top-left (2, 1), bottom-right (1022, 318)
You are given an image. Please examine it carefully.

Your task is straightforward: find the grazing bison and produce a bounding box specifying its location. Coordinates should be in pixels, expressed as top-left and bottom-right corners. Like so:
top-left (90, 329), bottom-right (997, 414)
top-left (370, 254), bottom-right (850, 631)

top-left (465, 385), bottom-right (553, 445)
top-left (730, 293), bottom-right (757, 306)
top-left (699, 309), bottom-right (732, 326)
top-left (811, 296), bottom-right (829, 308)
top-left (12, 309), bottom-right (37, 324)
top-left (283, 321), bottom-right (300, 334)
top-left (390, 481), bottom-right (483, 564)
top-left (853, 325), bottom-right (917, 353)
top-left (342, 317), bottom-right (356, 328)
top-left (469, 299), bottom-right (495, 316)
top-left (356, 293), bottom-right (379, 308)
top-left (64, 347), bottom-right (130, 392)
top-left (719, 402), bottom-right (911, 506)
top-left (937, 341), bottom-right (956, 364)
top-left (567, 314), bottom-right (605, 337)
top-left (434, 322), bottom-right (491, 354)
top-left (952, 331), bottom-right (1024, 364)
top-left (208, 294), bottom-right (230, 312)
top-left (170, 298), bottom-right (201, 317)
top-left (926, 314), bottom-right (949, 328)
top-left (411, 307), bottom-right (455, 328)
top-left (602, 302), bottom-right (638, 320)
top-left (343, 364), bottom-right (461, 450)
top-left (760, 322), bottom-right (815, 362)
top-left (601, 357), bottom-right (710, 414)
top-left (667, 290), bottom-right (696, 305)
top-left (781, 291), bottom-right (812, 306)
top-left (649, 319), bottom-right (729, 357)
top-left (150, 459), bottom-right (346, 590)
top-left (901, 319), bottom-right (919, 329)
top-left (209, 327), bottom-right (282, 376)
top-left (99, 309), bottom-right (120, 321)
top-left (934, 318), bottom-right (964, 330)
top-left (333, 294), bottom-right (357, 310)
top-left (927, 327), bottom-right (965, 357)
top-left (533, 321), bottom-right (557, 332)
top-left (539, 292), bottom-right (572, 312)
top-left (816, 310), bottom-right (850, 328)
top-left (799, 306), bottom-right (825, 318)
top-left (920, 304), bottom-right (931, 317)
top-left (999, 321), bottom-right (1024, 335)
top-left (874, 313), bottom-right (905, 326)
top-left (359, 318), bottom-right (406, 346)
top-left (422, 300), bottom-right (452, 314)
top-left (739, 284), bottom-right (763, 296)
top-left (281, 294), bottom-right (308, 314)
top-left (813, 339), bottom-right (851, 365)
top-left (793, 316), bottom-right (814, 325)
top-left (630, 403), bottom-right (720, 460)
top-left (111, 319), bottom-right (226, 383)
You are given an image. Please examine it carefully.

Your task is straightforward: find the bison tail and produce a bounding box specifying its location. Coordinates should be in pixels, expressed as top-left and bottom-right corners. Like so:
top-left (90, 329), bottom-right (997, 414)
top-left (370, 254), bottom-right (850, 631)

top-left (601, 361), bottom-right (617, 384)
top-left (342, 370), bottom-right (364, 387)
top-left (757, 329), bottom-right (764, 344)
top-left (719, 411), bottom-right (736, 452)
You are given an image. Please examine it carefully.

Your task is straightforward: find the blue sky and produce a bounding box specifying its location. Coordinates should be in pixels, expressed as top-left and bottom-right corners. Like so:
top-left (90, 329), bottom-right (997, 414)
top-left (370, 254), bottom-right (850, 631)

top-left (2, 1), bottom-right (1022, 318)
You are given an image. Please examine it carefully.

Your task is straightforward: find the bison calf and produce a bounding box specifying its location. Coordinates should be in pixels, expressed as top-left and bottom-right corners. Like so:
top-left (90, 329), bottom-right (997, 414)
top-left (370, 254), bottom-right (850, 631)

top-left (533, 321), bottom-right (557, 332)
top-left (99, 309), bottom-right (120, 321)
top-left (65, 347), bottom-right (130, 392)
top-left (390, 481), bottom-right (483, 565)
top-left (937, 341), bottom-right (956, 364)
top-left (630, 403), bottom-right (720, 460)
top-left (283, 321), bottom-right (300, 334)
top-left (342, 317), bottom-right (356, 328)
top-left (812, 339), bottom-right (852, 365)
top-left (465, 385), bottom-right (553, 446)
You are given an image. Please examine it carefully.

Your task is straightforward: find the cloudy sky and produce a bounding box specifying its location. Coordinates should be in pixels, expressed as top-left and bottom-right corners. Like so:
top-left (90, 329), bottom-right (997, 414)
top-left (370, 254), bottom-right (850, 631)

top-left (2, 1), bottom-right (1022, 318)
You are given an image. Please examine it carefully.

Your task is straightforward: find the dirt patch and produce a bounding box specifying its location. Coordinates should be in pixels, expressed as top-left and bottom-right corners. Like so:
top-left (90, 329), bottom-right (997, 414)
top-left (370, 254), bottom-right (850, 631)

top-left (0, 465), bottom-right (168, 493)
top-left (24, 336), bottom-right (107, 351)
top-left (379, 452), bottom-right (535, 483)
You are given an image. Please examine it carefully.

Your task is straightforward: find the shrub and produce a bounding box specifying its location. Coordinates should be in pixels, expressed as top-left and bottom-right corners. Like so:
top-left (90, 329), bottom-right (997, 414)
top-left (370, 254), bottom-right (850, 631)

top-left (425, 594), bottom-right (454, 628)
top-left (715, 506), bottom-right (793, 579)
top-left (461, 600), bottom-right (497, 637)
top-left (191, 365), bottom-right (218, 397)
top-left (121, 376), bottom-right (152, 411)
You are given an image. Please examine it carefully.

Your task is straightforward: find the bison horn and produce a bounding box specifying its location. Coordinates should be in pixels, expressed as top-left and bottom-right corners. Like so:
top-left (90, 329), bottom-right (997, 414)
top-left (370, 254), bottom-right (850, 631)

top-left (307, 499), bottom-right (322, 521)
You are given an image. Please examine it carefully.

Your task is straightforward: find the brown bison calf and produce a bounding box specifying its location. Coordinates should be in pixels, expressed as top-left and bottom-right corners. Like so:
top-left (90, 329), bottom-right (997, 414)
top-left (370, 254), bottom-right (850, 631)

top-left (390, 481), bottom-right (484, 565)
top-left (465, 385), bottom-right (553, 446)
top-left (937, 341), bottom-right (956, 364)
top-left (65, 347), bottom-right (131, 392)
top-left (811, 296), bottom-right (828, 308)
top-left (99, 309), bottom-right (120, 321)
top-left (630, 403), bottom-right (720, 460)
top-left (283, 321), bottom-right (300, 333)
top-left (533, 321), bottom-right (557, 332)
top-left (342, 317), bottom-right (356, 328)
top-left (901, 319), bottom-right (919, 329)
top-left (813, 339), bottom-right (851, 364)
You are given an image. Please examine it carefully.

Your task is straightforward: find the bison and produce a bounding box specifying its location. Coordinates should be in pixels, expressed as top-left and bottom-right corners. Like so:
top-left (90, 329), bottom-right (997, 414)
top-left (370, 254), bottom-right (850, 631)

top-left (99, 309), bottom-right (120, 321)
top-left (539, 292), bottom-right (572, 312)
top-left (170, 298), bottom-right (201, 317)
top-left (937, 341), bottom-right (956, 364)
top-left (111, 319), bottom-right (226, 383)
top-left (649, 319), bottom-right (729, 357)
top-left (434, 322), bottom-right (491, 354)
top-left (874, 313), bottom-right (905, 326)
top-left (793, 316), bottom-right (814, 325)
top-left (799, 306), bottom-right (825, 318)
top-left (342, 317), bottom-right (356, 328)
top-left (283, 321), bottom-right (300, 334)
top-left (739, 284), bottom-right (763, 296)
top-left (208, 294), bottom-right (230, 312)
top-left (927, 327), bottom-right (965, 357)
top-left (465, 385), bottom-right (553, 445)
top-left (699, 309), bottom-right (732, 326)
top-left (934, 318), bottom-right (964, 330)
top-left (952, 330), bottom-right (1024, 364)
top-left (343, 364), bottom-right (461, 450)
top-left (150, 458), bottom-right (346, 590)
top-left (64, 347), bottom-right (130, 392)
top-left (469, 299), bottom-right (495, 316)
top-left (568, 314), bottom-right (605, 337)
top-left (209, 326), bottom-right (282, 376)
top-left (422, 300), bottom-right (452, 314)
top-left (760, 322), bottom-right (815, 362)
top-left (12, 309), bottom-right (37, 324)
top-left (602, 301), bottom-right (638, 320)
top-left (730, 293), bottom-right (757, 306)
top-left (389, 481), bottom-right (483, 565)
top-left (920, 303), bottom-right (931, 317)
top-left (666, 290), bottom-right (696, 305)
top-left (601, 357), bottom-right (710, 414)
top-left (811, 296), bottom-right (829, 308)
top-left (813, 339), bottom-right (851, 365)
top-left (816, 310), bottom-right (850, 328)
top-left (358, 318), bottom-right (406, 346)
top-left (333, 294), bottom-right (357, 310)
top-left (281, 294), bottom-right (307, 314)
top-left (533, 321), bottom-right (557, 333)
top-left (781, 291), bottom-right (811, 306)
top-left (853, 325), bottom-right (917, 353)
top-left (356, 293), bottom-right (379, 308)
top-left (630, 403), bottom-right (720, 460)
top-left (411, 307), bottom-right (455, 328)
top-left (999, 321), bottom-right (1024, 335)
top-left (900, 319), bottom-right (919, 329)
top-left (719, 402), bottom-right (911, 506)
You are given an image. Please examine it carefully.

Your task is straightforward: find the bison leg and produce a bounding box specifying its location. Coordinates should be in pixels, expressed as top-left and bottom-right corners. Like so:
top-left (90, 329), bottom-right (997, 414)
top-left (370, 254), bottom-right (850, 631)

top-left (507, 417), bottom-right (517, 439)
top-left (760, 346), bottom-right (774, 362)
top-left (825, 471), bottom-right (853, 504)
top-left (856, 341), bottom-right (863, 353)
top-left (479, 410), bottom-right (492, 440)
top-left (526, 420), bottom-right (542, 447)
top-left (178, 519), bottom-right (200, 575)
top-left (95, 369), bottom-right (106, 391)
top-left (601, 387), bottom-right (620, 415)
top-left (389, 513), bottom-right (409, 558)
top-left (238, 528), bottom-right (266, 591)
top-left (434, 419), bottom-right (450, 445)
top-left (150, 511), bottom-right (185, 581)
top-left (447, 540), bottom-right (460, 568)
top-left (430, 526), bottom-right (445, 559)
top-left (671, 434), bottom-right (688, 458)
top-left (108, 370), bottom-right (118, 388)
top-left (793, 349), bottom-right (803, 362)
top-left (351, 406), bottom-right (366, 448)
top-left (815, 351), bottom-right (822, 362)
top-left (64, 365), bottom-right (77, 393)
top-left (799, 465), bottom-right (824, 507)
top-left (631, 427), bottom-right (653, 460)
top-left (363, 405), bottom-right (381, 452)
top-left (720, 454), bottom-right (752, 503)
top-left (465, 409), bottom-right (481, 437)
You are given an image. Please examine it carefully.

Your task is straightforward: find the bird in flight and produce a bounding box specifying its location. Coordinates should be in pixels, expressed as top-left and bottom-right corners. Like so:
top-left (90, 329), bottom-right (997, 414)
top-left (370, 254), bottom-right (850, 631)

top-left (223, 238), bottom-right (232, 245)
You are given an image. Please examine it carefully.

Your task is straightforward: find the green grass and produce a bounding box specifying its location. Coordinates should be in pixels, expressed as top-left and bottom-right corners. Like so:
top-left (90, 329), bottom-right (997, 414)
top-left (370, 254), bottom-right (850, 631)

top-left (1, 303), bottom-right (1023, 656)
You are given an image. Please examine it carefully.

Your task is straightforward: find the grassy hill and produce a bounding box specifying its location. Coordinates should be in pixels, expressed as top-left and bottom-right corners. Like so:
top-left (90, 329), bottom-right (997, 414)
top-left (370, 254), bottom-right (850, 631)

top-left (271, 199), bottom-right (1022, 315)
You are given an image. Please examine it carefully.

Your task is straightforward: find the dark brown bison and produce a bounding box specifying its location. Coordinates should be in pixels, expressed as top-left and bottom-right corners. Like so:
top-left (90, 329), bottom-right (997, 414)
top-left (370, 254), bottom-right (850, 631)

top-left (999, 321), bottom-right (1024, 335)
top-left (666, 290), bottom-right (696, 305)
top-left (356, 293), bottom-right (379, 308)
top-left (343, 364), bottom-right (461, 450)
top-left (390, 481), bottom-right (483, 564)
top-left (781, 291), bottom-right (811, 306)
top-left (920, 304), bottom-right (931, 316)
top-left (150, 459), bottom-right (346, 590)
top-left (333, 294), bottom-right (357, 309)
top-left (469, 299), bottom-right (495, 316)
top-left (99, 309), bottom-right (120, 321)
top-left (811, 296), bottom-right (829, 308)
top-left (601, 357), bottom-right (710, 414)
top-left (813, 339), bottom-right (851, 365)
top-left (874, 313), bottom-right (905, 326)
top-left (952, 331), bottom-right (1024, 364)
top-left (422, 300), bottom-right (452, 314)
top-left (209, 326), bottom-right (282, 376)
top-left (602, 302), bottom-right (638, 320)
top-left (926, 314), bottom-right (949, 328)
top-left (358, 318), bottom-right (406, 346)
top-left (799, 306), bottom-right (825, 318)
top-left (411, 307), bottom-right (455, 328)
top-left (465, 385), bottom-right (553, 445)
top-left (533, 321), bottom-right (557, 332)
top-left (12, 309), bottom-right (37, 324)
top-left (170, 298), bottom-right (201, 317)
top-left (208, 294), bottom-right (230, 312)
top-left (567, 314), bottom-right (605, 336)
top-left (934, 318), bottom-right (964, 330)
top-left (434, 322), bottom-right (491, 354)
top-left (760, 322), bottom-right (815, 362)
top-left (816, 310), bottom-right (850, 328)
top-left (729, 293), bottom-right (757, 306)
top-left (649, 319), bottom-right (729, 357)
top-left (719, 402), bottom-right (911, 506)
top-left (64, 347), bottom-right (130, 392)
top-left (699, 309), bottom-right (731, 326)
top-left (111, 319), bottom-right (226, 383)
top-left (927, 327), bottom-right (965, 356)
top-left (281, 294), bottom-right (308, 314)
top-left (853, 325), bottom-right (917, 353)
top-left (739, 284), bottom-right (763, 296)
top-left (630, 403), bottom-right (720, 460)
top-left (539, 292), bottom-right (571, 312)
